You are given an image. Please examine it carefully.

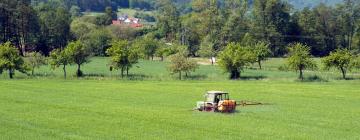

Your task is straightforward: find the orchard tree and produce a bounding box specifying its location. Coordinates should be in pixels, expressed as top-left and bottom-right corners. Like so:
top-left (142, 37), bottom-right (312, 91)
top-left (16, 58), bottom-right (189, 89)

top-left (134, 37), bottom-right (159, 60)
top-left (26, 52), bottom-right (46, 76)
top-left (49, 49), bottom-right (70, 79)
top-left (66, 41), bottom-right (91, 77)
top-left (168, 53), bottom-right (199, 80)
top-left (252, 41), bottom-right (271, 69)
top-left (0, 42), bottom-right (28, 79)
top-left (155, 43), bottom-right (174, 61)
top-left (218, 43), bottom-right (257, 79)
top-left (322, 49), bottom-right (353, 79)
top-left (287, 43), bottom-right (317, 80)
top-left (106, 40), bottom-right (140, 77)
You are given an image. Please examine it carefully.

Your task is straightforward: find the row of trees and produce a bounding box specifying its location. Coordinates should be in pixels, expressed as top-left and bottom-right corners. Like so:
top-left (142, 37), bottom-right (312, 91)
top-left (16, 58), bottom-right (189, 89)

top-left (155, 0), bottom-right (360, 58)
top-left (0, 39), bottom-right (195, 79)
top-left (218, 42), bottom-right (360, 80)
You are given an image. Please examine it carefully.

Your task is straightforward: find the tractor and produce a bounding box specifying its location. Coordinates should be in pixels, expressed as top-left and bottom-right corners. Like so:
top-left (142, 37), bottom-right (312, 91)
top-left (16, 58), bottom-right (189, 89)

top-left (195, 91), bottom-right (237, 113)
top-left (195, 91), bottom-right (265, 113)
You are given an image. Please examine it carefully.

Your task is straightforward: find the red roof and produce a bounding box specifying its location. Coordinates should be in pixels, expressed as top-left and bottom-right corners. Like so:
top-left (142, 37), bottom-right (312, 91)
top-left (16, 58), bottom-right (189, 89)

top-left (130, 23), bottom-right (143, 28)
top-left (112, 20), bottom-right (121, 25)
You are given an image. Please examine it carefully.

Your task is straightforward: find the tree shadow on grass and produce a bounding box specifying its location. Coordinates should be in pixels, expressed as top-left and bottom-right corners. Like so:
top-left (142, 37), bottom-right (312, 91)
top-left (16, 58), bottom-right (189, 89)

top-left (334, 77), bottom-right (360, 81)
top-left (84, 73), bottom-right (106, 77)
top-left (123, 74), bottom-right (151, 81)
top-left (297, 75), bottom-right (328, 82)
top-left (238, 75), bottom-right (267, 80)
top-left (184, 75), bottom-right (208, 80)
top-left (32, 73), bottom-right (56, 77)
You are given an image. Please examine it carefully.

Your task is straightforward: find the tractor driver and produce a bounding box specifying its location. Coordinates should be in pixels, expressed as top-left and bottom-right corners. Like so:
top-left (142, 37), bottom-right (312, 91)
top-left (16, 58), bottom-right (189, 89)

top-left (214, 95), bottom-right (220, 103)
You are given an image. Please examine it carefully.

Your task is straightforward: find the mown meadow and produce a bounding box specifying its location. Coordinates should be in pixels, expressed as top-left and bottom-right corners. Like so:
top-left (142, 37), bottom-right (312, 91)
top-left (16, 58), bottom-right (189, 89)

top-left (0, 58), bottom-right (360, 139)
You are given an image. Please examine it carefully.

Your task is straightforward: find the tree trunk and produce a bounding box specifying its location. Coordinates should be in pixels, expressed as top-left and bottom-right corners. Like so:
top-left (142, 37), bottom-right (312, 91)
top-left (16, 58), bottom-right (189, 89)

top-left (340, 67), bottom-right (346, 79)
top-left (9, 69), bottom-right (13, 79)
top-left (63, 64), bottom-right (67, 79)
top-left (179, 72), bottom-right (182, 80)
top-left (31, 66), bottom-right (35, 76)
top-left (126, 67), bottom-right (129, 76)
top-left (258, 60), bottom-right (262, 70)
top-left (121, 67), bottom-right (124, 78)
top-left (230, 70), bottom-right (240, 79)
top-left (76, 64), bottom-right (81, 77)
top-left (151, 56), bottom-right (154, 61)
top-left (210, 57), bottom-right (214, 65)
top-left (299, 68), bottom-right (304, 80)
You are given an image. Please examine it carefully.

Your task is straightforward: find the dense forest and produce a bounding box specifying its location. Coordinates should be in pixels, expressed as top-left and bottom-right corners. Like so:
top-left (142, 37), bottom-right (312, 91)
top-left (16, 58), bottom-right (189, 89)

top-left (0, 0), bottom-right (359, 57)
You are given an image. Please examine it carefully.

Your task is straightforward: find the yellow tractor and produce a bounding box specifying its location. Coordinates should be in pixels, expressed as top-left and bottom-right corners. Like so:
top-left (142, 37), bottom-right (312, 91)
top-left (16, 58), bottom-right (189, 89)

top-left (195, 91), bottom-right (264, 113)
top-left (195, 91), bottom-right (237, 113)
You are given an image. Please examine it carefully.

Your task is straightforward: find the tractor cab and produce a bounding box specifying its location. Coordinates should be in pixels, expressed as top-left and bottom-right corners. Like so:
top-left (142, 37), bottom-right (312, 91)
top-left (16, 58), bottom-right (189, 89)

top-left (205, 91), bottom-right (229, 104)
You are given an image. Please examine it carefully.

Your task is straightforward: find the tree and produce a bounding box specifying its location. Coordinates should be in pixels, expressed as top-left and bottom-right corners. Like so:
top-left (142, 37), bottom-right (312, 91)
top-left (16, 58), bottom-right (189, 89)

top-left (218, 43), bottom-right (257, 79)
top-left (49, 49), bottom-right (70, 79)
top-left (134, 37), bottom-right (159, 60)
top-left (156, 0), bottom-right (179, 41)
top-left (26, 52), bottom-right (46, 76)
top-left (37, 5), bottom-right (71, 54)
top-left (0, 42), bottom-right (28, 79)
top-left (155, 44), bottom-right (168, 61)
top-left (106, 40), bottom-right (139, 77)
top-left (322, 49), bottom-right (353, 79)
top-left (0, 0), bottom-right (39, 55)
top-left (70, 18), bottom-right (97, 39)
top-left (251, 0), bottom-right (291, 56)
top-left (352, 55), bottom-right (360, 69)
top-left (66, 41), bottom-right (91, 77)
top-left (252, 41), bottom-right (271, 69)
top-left (286, 43), bottom-right (317, 80)
top-left (70, 6), bottom-right (82, 18)
top-left (168, 53), bottom-right (199, 80)
top-left (81, 28), bottom-right (113, 56)
top-left (335, 0), bottom-right (360, 50)
top-left (198, 36), bottom-right (216, 65)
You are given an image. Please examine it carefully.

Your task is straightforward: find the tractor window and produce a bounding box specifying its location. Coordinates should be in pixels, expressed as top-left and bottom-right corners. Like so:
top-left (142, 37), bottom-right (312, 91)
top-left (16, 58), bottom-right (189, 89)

top-left (206, 94), bottom-right (215, 102)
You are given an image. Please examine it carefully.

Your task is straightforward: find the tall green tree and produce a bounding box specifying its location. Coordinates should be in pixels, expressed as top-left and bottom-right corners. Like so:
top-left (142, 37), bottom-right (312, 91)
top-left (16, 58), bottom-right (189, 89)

top-left (218, 42), bottom-right (257, 79)
top-left (156, 0), bottom-right (180, 41)
top-left (37, 5), bottom-right (71, 54)
top-left (134, 37), bottom-right (159, 60)
top-left (0, 0), bottom-right (39, 55)
top-left (322, 49), bottom-right (353, 79)
top-left (26, 52), bottom-right (46, 76)
top-left (168, 53), bottom-right (199, 80)
top-left (66, 41), bottom-right (91, 77)
top-left (49, 48), bottom-right (70, 79)
top-left (286, 43), bottom-right (317, 80)
top-left (336, 0), bottom-right (360, 49)
top-left (252, 41), bottom-right (271, 69)
top-left (251, 0), bottom-right (291, 56)
top-left (0, 42), bottom-right (28, 79)
top-left (106, 40), bottom-right (139, 77)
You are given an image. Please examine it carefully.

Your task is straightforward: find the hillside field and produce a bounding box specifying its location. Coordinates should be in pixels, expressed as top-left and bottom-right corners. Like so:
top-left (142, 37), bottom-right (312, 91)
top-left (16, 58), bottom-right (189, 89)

top-left (0, 58), bottom-right (360, 139)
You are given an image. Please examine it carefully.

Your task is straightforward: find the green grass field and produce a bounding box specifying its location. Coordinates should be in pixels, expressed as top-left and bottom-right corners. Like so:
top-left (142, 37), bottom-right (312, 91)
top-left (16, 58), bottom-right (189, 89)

top-left (1, 58), bottom-right (360, 139)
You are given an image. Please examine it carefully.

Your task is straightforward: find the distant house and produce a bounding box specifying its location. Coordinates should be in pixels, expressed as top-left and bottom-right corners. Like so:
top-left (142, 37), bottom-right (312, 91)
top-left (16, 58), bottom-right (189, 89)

top-left (112, 20), bottom-right (121, 25)
top-left (112, 16), bottom-right (143, 28)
